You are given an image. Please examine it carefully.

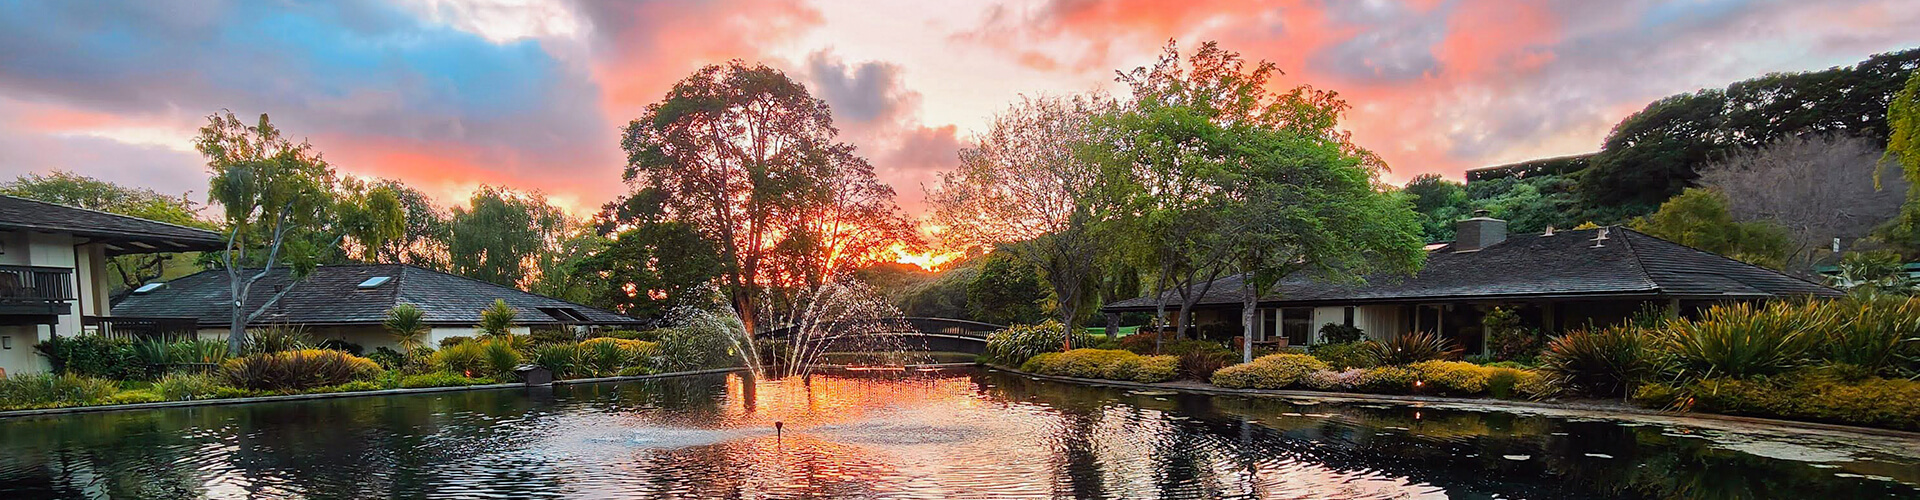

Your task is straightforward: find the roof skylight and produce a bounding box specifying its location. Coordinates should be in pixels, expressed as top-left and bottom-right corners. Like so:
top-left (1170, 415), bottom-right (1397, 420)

top-left (132, 282), bottom-right (163, 294)
top-left (357, 276), bottom-right (392, 289)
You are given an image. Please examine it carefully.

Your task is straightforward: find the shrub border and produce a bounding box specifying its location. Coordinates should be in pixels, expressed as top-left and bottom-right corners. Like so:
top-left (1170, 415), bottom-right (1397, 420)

top-left (987, 365), bottom-right (1920, 441)
top-left (0, 367), bottom-right (745, 420)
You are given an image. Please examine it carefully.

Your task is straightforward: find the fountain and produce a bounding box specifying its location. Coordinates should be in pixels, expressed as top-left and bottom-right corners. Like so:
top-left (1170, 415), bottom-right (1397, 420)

top-left (661, 279), bottom-right (926, 381)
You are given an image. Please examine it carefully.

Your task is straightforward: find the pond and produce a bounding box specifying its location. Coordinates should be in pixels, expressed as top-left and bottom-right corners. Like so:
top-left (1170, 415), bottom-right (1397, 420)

top-left (1, 367), bottom-right (1914, 499)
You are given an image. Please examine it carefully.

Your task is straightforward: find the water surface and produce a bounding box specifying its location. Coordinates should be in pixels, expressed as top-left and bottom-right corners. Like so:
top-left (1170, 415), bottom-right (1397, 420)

top-left (1, 368), bottom-right (1914, 499)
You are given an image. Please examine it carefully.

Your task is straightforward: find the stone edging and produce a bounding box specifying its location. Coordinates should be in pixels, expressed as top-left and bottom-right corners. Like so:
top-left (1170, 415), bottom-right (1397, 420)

top-left (987, 365), bottom-right (1920, 441)
top-left (0, 367), bottom-right (746, 420)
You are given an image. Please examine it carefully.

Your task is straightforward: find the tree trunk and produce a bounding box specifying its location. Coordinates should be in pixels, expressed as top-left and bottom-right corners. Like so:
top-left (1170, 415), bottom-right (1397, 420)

top-left (1240, 282), bottom-right (1257, 364)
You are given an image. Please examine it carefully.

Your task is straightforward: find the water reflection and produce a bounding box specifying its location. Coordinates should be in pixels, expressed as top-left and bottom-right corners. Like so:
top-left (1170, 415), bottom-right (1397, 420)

top-left (0, 368), bottom-right (1913, 499)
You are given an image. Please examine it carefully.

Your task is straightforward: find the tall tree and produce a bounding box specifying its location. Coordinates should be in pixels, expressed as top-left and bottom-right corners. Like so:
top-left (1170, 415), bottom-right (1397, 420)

top-left (965, 252), bottom-right (1048, 325)
top-left (196, 111), bottom-right (402, 354)
top-left (370, 179), bottom-right (452, 270)
top-left (620, 61), bottom-right (914, 335)
top-left (931, 94), bottom-right (1117, 340)
top-left (1882, 69), bottom-right (1920, 248)
top-left (1580, 90), bottom-right (1732, 211)
top-left (447, 186), bottom-right (569, 288)
top-left (1401, 173), bottom-right (1472, 242)
top-left (0, 171), bottom-right (215, 292)
top-left (1699, 134), bottom-right (1902, 272)
top-left (1630, 188), bottom-right (1793, 269)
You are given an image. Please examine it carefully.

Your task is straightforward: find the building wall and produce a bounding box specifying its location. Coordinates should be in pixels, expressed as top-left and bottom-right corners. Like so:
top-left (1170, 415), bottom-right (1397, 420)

top-left (0, 232), bottom-right (107, 376)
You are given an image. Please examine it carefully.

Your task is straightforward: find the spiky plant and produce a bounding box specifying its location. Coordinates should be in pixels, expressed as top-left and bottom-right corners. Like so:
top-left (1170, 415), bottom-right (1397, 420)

top-left (384, 304), bottom-right (429, 355)
top-left (1819, 296), bottom-right (1920, 377)
top-left (477, 299), bottom-right (518, 339)
top-left (1539, 326), bottom-right (1653, 397)
top-left (1361, 331), bottom-right (1462, 366)
top-left (1659, 301), bottom-right (1821, 380)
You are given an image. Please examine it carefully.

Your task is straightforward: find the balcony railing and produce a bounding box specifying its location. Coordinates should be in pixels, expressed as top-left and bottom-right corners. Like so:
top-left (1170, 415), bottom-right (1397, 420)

top-left (0, 265), bottom-right (74, 303)
top-left (83, 316), bottom-right (201, 343)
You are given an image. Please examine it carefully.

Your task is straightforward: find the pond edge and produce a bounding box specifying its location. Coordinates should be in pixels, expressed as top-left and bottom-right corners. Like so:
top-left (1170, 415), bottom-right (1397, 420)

top-left (988, 365), bottom-right (1920, 442)
top-left (0, 367), bottom-right (747, 420)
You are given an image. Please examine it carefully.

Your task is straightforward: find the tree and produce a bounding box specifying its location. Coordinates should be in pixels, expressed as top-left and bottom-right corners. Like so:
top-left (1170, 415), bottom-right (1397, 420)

top-left (1699, 134), bottom-right (1903, 272)
top-left (620, 61), bottom-right (914, 335)
top-left (1401, 173), bottom-right (1472, 241)
top-left (477, 299), bottom-right (517, 338)
top-left (930, 94), bottom-right (1117, 341)
top-left (383, 304), bottom-right (427, 354)
top-left (1218, 125), bottom-right (1425, 363)
top-left (1883, 69), bottom-right (1920, 248)
top-left (0, 171), bottom-right (214, 292)
top-left (1630, 188), bottom-right (1793, 269)
top-left (447, 186), bottom-right (569, 288)
top-left (1580, 90), bottom-right (1732, 211)
top-left (371, 179), bottom-right (452, 270)
top-left (197, 111), bottom-right (403, 355)
top-left (574, 221), bottom-right (726, 318)
top-left (966, 252), bottom-right (1048, 325)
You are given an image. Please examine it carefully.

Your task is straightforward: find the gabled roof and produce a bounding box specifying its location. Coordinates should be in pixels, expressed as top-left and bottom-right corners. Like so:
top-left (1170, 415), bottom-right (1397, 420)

top-left (0, 195), bottom-right (225, 255)
top-left (113, 263), bottom-right (647, 327)
top-left (1102, 226), bottom-right (1841, 311)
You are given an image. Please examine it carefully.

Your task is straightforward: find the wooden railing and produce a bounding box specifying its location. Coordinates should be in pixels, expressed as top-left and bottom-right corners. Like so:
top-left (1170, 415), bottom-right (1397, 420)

top-left (83, 316), bottom-right (201, 342)
top-left (0, 265), bottom-right (74, 303)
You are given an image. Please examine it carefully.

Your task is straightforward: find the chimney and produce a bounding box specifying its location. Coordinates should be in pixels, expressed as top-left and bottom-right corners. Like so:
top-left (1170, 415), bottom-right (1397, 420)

top-left (1453, 210), bottom-right (1508, 252)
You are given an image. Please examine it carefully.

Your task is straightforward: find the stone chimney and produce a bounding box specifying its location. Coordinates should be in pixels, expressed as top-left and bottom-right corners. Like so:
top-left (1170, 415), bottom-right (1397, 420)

top-left (1453, 210), bottom-right (1508, 252)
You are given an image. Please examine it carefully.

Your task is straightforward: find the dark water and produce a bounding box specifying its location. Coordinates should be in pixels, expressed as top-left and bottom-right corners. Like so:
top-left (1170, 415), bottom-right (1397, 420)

top-left (0, 368), bottom-right (1914, 499)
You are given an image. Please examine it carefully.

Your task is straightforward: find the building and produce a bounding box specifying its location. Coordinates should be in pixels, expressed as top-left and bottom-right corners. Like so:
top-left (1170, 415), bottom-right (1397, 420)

top-left (1100, 215), bottom-right (1842, 355)
top-left (114, 263), bottom-right (648, 352)
top-left (0, 195), bottom-right (228, 376)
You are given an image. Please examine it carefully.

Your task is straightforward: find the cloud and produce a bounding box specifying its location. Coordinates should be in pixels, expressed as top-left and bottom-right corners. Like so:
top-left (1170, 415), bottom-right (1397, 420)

top-left (804, 51), bottom-right (919, 127)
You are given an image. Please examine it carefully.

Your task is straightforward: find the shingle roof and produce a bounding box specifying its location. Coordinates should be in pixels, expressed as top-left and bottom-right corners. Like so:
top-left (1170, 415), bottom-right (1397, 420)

top-left (113, 263), bottom-right (648, 327)
top-left (0, 195), bottom-right (225, 254)
top-left (1102, 226), bottom-right (1841, 311)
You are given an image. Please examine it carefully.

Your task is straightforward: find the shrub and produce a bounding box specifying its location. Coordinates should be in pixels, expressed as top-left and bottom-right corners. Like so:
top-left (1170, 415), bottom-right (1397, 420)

top-left (597, 329), bottom-right (654, 341)
top-left (245, 324), bottom-right (313, 354)
top-left (1817, 297), bottom-right (1920, 377)
top-left (985, 321), bottom-right (1089, 366)
top-left (1118, 332), bottom-right (1227, 355)
top-left (655, 318), bottom-right (743, 372)
top-left (477, 299), bottom-right (519, 339)
top-left (1407, 360), bottom-right (1492, 395)
top-left (34, 335), bottom-right (140, 379)
top-left (617, 366), bottom-right (656, 377)
top-left (1659, 301), bottom-right (1821, 380)
top-left (367, 347), bottom-right (407, 370)
top-left (169, 339), bottom-right (230, 366)
top-left (1318, 323), bottom-right (1366, 344)
top-left (384, 304), bottom-right (429, 354)
top-left (1211, 353), bottom-right (1329, 389)
top-left (399, 372), bottom-right (496, 389)
top-left (0, 374), bottom-right (119, 410)
top-left (1356, 365), bottom-right (1419, 393)
top-left (1177, 350), bottom-right (1231, 380)
top-left (1308, 342), bottom-right (1376, 370)
top-left (481, 340), bottom-right (524, 380)
top-left (1303, 368), bottom-right (1366, 391)
top-left (1361, 331), bottom-right (1461, 366)
top-left (438, 336), bottom-right (474, 349)
top-left (432, 341), bottom-right (489, 377)
top-left (221, 349), bottom-right (382, 392)
top-left (132, 338), bottom-right (174, 378)
top-left (316, 339), bottom-right (364, 356)
top-left (1485, 307), bottom-right (1544, 362)
top-left (1020, 349), bottom-right (1177, 382)
top-left (578, 338), bottom-right (633, 377)
top-left (153, 372), bottom-right (225, 400)
top-left (1538, 326), bottom-right (1652, 397)
top-left (106, 390), bottom-right (164, 405)
top-left (1486, 369), bottom-right (1520, 399)
top-left (1689, 375), bottom-right (1920, 431)
top-left (528, 327), bottom-right (578, 345)
top-left (532, 344), bottom-right (579, 378)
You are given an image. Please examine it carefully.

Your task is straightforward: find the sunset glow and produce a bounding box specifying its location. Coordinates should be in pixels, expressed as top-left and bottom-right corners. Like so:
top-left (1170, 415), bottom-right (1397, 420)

top-left (888, 243), bottom-right (965, 272)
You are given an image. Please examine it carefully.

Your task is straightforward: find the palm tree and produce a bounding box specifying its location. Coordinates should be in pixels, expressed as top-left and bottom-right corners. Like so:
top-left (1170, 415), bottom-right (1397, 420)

top-left (384, 304), bottom-right (428, 354)
top-left (478, 299), bottom-right (518, 339)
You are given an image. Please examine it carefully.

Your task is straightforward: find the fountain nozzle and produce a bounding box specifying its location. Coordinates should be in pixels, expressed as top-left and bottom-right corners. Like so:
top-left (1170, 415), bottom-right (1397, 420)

top-left (775, 421), bottom-right (783, 437)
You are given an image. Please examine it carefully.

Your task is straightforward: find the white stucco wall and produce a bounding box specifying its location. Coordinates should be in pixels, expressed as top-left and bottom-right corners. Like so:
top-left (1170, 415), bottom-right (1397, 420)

top-left (0, 232), bottom-right (115, 376)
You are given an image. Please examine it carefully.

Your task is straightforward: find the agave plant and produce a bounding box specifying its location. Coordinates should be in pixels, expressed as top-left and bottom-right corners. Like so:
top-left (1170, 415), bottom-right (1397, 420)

top-left (384, 304), bottom-right (429, 355)
top-left (1361, 331), bottom-right (1462, 366)
top-left (1539, 326), bottom-right (1652, 397)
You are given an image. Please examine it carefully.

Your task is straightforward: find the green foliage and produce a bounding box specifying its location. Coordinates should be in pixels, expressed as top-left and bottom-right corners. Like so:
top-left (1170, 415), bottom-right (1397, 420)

top-left (477, 299), bottom-right (519, 339)
top-left (383, 304), bottom-right (429, 354)
top-left (1406, 360), bottom-right (1495, 396)
top-left (1660, 301), bottom-right (1821, 380)
top-left (1356, 365), bottom-right (1420, 393)
top-left (1630, 188), bottom-right (1792, 269)
top-left (316, 339), bottom-right (362, 356)
top-left (1316, 323), bottom-right (1366, 345)
top-left (1176, 350), bottom-right (1231, 381)
top-left (1361, 331), bottom-right (1461, 366)
top-left (398, 372), bottom-right (496, 389)
top-left (1582, 90), bottom-right (1732, 209)
top-left (480, 340), bottom-right (524, 381)
top-left (431, 341), bottom-right (489, 377)
top-left (1307, 342), bottom-right (1376, 370)
top-left (0, 170), bottom-right (212, 291)
top-left (1402, 173), bottom-right (1472, 242)
top-left (169, 339), bottom-right (230, 366)
top-left (1021, 349), bottom-right (1177, 383)
top-left (447, 186), bottom-right (570, 287)
top-left (1539, 326), bottom-right (1653, 397)
top-left (1688, 374), bottom-right (1920, 431)
top-left (983, 321), bottom-right (1089, 366)
top-left (1817, 296), bottom-right (1920, 377)
top-left (153, 372), bottom-right (224, 401)
top-left (1484, 307), bottom-right (1543, 362)
top-left (438, 336), bottom-right (473, 349)
top-left (527, 327), bottom-right (578, 346)
top-left (0, 374), bottom-right (120, 410)
top-left (654, 320), bottom-right (740, 372)
top-left (531, 344), bottom-right (579, 378)
top-left (575, 221), bottom-right (726, 318)
top-left (1881, 69), bottom-right (1920, 246)
top-left (34, 335), bottom-right (142, 380)
top-left (578, 337), bottom-right (649, 377)
top-left (219, 349), bottom-right (382, 392)
top-left (245, 324), bottom-right (313, 354)
top-left (106, 390), bottom-right (165, 405)
top-left (1211, 353), bottom-right (1329, 389)
top-left (965, 253), bottom-right (1049, 325)
top-left (1830, 250), bottom-right (1913, 295)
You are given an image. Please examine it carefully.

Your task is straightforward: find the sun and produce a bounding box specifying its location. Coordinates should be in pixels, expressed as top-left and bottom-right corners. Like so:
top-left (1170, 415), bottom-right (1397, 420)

top-left (888, 243), bottom-right (964, 272)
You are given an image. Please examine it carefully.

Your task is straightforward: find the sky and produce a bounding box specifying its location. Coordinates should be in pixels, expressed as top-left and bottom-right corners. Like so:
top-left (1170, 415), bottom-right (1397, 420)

top-left (2, 0), bottom-right (1918, 221)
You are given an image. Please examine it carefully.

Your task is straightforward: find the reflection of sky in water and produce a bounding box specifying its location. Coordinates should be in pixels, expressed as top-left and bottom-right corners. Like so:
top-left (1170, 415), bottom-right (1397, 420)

top-left (0, 369), bottom-right (1916, 499)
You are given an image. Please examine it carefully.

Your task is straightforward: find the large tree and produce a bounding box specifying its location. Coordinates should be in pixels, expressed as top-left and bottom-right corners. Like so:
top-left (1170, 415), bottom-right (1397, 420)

top-left (447, 186), bottom-right (569, 288)
top-left (1401, 173), bottom-right (1472, 242)
top-left (1882, 69), bottom-right (1920, 248)
top-left (0, 171), bottom-right (215, 292)
top-left (196, 111), bottom-right (402, 354)
top-left (1630, 188), bottom-right (1793, 269)
top-left (930, 94), bottom-right (1117, 339)
top-left (1699, 134), bottom-right (1902, 272)
top-left (370, 179), bottom-right (452, 270)
top-left (620, 61), bottom-right (914, 335)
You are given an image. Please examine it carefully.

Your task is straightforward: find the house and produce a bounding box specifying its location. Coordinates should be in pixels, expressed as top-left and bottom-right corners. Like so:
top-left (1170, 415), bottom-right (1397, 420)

top-left (0, 194), bottom-right (228, 376)
top-left (114, 263), bottom-right (648, 352)
top-left (1100, 215), bottom-right (1843, 355)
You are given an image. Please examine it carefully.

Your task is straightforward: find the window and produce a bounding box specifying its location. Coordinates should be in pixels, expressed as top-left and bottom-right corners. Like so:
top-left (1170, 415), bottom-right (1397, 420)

top-left (1344, 307), bottom-right (1356, 327)
top-left (1281, 308), bottom-right (1313, 346)
top-left (357, 276), bottom-right (391, 289)
top-left (1261, 309), bottom-right (1279, 340)
top-left (132, 283), bottom-right (163, 294)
